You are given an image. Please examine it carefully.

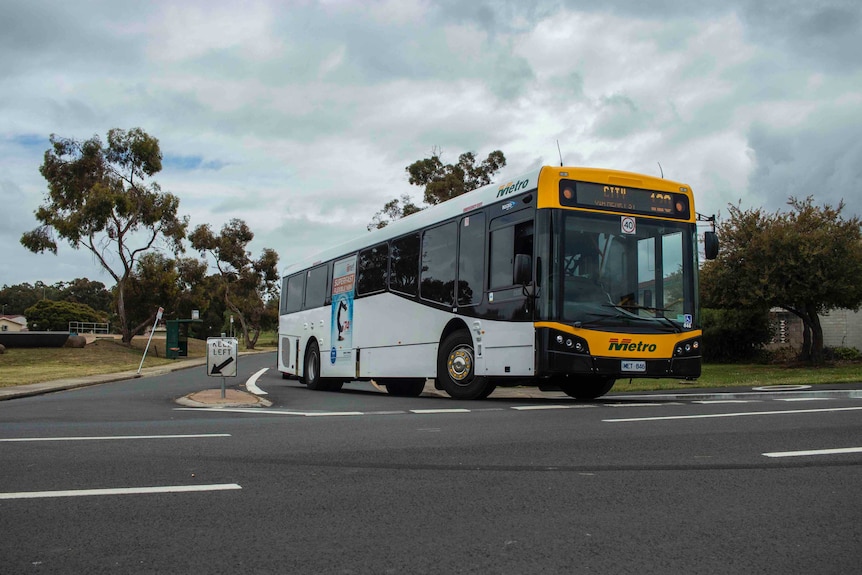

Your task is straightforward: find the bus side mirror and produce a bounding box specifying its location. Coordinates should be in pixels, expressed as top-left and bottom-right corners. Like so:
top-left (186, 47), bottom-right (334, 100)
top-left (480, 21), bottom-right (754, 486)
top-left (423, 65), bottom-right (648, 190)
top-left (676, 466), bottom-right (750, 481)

top-left (514, 253), bottom-right (532, 286)
top-left (704, 231), bottom-right (719, 260)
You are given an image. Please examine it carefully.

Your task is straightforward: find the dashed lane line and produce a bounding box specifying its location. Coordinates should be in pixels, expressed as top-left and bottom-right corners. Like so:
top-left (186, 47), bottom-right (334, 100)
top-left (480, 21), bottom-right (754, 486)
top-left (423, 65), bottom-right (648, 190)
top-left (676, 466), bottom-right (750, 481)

top-left (511, 405), bottom-right (593, 411)
top-left (604, 406), bottom-right (862, 423)
top-left (0, 484), bottom-right (242, 500)
top-left (763, 447), bottom-right (862, 458)
top-left (174, 407), bottom-right (363, 416)
top-left (0, 434), bottom-right (231, 442)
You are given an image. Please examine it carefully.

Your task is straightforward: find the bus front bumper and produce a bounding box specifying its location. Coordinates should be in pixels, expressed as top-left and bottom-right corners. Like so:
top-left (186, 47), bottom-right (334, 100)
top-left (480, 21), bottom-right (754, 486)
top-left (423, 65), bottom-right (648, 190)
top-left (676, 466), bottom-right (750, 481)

top-left (541, 350), bottom-right (702, 380)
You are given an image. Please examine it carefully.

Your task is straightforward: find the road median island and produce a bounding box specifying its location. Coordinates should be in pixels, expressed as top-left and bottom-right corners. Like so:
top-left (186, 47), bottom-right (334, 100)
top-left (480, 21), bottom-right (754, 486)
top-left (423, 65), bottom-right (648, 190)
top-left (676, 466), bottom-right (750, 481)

top-left (176, 388), bottom-right (273, 408)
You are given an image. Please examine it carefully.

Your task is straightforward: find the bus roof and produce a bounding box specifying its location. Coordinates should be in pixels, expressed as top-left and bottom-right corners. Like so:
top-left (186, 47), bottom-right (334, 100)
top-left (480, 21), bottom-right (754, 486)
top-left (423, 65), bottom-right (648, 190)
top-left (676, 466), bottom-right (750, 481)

top-left (281, 165), bottom-right (690, 276)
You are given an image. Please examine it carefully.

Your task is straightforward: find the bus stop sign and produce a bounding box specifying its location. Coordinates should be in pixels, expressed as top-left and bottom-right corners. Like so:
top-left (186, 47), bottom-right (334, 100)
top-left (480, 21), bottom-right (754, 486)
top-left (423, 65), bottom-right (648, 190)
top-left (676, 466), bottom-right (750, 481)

top-left (207, 337), bottom-right (238, 377)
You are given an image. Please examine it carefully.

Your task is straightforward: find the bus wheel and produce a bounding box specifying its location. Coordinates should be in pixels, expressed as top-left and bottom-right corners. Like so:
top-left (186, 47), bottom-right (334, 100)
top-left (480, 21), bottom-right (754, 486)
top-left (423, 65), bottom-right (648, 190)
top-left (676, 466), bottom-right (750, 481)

top-left (384, 379), bottom-right (426, 397)
top-left (304, 341), bottom-right (343, 392)
top-left (437, 331), bottom-right (494, 400)
top-left (558, 377), bottom-right (616, 400)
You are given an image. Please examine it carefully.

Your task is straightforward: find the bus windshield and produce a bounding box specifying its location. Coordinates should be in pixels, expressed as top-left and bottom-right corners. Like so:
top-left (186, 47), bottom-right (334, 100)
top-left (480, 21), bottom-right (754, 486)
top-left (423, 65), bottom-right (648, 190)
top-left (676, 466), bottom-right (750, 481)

top-left (549, 211), bottom-right (697, 333)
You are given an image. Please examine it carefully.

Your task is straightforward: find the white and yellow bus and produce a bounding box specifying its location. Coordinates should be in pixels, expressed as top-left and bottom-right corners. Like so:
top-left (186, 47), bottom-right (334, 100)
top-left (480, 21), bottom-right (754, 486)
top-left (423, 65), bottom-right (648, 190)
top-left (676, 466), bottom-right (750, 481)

top-left (277, 165), bottom-right (718, 400)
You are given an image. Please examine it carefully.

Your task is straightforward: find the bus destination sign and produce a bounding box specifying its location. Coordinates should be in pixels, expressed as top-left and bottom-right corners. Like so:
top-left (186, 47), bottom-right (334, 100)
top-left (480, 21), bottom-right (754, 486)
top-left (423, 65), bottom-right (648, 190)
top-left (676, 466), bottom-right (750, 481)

top-left (559, 180), bottom-right (690, 220)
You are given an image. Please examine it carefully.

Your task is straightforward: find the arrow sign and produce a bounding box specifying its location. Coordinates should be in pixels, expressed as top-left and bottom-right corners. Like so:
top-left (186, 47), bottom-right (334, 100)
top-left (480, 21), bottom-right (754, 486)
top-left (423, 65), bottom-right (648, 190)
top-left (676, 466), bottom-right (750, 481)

top-left (206, 337), bottom-right (238, 378)
top-left (210, 356), bottom-right (234, 375)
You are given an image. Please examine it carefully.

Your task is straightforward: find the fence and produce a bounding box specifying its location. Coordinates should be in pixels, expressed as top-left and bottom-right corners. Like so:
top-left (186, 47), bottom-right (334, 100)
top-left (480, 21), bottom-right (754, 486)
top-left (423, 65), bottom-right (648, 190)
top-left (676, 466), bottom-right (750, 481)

top-left (69, 321), bottom-right (111, 335)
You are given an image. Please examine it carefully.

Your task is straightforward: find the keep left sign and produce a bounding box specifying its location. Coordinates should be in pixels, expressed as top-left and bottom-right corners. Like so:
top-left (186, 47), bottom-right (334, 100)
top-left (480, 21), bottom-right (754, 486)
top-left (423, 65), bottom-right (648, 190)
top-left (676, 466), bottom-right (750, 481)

top-left (207, 337), bottom-right (238, 377)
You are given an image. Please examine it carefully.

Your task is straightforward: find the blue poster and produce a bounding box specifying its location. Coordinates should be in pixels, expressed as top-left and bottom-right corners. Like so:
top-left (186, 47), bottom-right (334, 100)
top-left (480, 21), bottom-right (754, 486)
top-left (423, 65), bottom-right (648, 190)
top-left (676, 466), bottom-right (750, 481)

top-left (330, 256), bottom-right (356, 364)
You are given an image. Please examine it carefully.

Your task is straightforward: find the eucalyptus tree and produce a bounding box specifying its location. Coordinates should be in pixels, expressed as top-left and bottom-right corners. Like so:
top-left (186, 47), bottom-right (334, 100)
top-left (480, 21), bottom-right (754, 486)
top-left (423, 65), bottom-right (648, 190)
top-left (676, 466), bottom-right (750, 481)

top-left (368, 149), bottom-right (506, 229)
top-left (21, 128), bottom-right (188, 343)
top-left (189, 219), bottom-right (279, 349)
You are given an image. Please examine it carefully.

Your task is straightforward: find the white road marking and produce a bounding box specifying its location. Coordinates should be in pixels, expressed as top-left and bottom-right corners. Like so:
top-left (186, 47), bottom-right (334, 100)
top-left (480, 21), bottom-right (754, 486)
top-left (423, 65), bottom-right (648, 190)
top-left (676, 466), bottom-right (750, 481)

top-left (410, 409), bottom-right (471, 414)
top-left (174, 407), bottom-right (363, 416)
top-left (604, 406), bottom-right (862, 423)
top-left (604, 402), bottom-right (682, 407)
top-left (693, 400), bottom-right (756, 404)
top-left (0, 484), bottom-right (242, 500)
top-left (0, 434), bottom-right (231, 443)
top-left (763, 447), bottom-right (862, 458)
top-left (512, 405), bottom-right (584, 411)
top-left (245, 368), bottom-right (269, 395)
top-left (774, 397), bottom-right (831, 402)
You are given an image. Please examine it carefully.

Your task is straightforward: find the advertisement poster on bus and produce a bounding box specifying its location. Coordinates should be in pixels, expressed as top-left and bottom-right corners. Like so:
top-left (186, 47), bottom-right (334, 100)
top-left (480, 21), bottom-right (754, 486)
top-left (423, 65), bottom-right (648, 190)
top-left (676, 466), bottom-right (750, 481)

top-left (330, 255), bottom-right (356, 365)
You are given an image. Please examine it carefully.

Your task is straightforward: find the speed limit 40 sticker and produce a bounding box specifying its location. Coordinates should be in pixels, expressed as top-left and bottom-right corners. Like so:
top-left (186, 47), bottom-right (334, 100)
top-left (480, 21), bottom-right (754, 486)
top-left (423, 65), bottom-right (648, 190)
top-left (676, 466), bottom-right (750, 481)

top-left (621, 216), bottom-right (636, 234)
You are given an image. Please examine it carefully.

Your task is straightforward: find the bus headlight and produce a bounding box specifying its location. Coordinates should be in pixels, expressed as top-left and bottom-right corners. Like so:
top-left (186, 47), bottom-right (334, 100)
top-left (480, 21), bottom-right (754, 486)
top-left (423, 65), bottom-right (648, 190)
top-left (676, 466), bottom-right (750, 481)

top-left (673, 337), bottom-right (701, 358)
top-left (550, 330), bottom-right (589, 355)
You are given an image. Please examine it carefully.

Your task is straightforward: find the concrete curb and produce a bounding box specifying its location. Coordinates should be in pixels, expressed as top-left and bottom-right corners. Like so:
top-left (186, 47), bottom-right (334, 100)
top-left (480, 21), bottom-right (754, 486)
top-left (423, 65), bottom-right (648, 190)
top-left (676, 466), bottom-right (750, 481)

top-left (175, 388), bottom-right (273, 408)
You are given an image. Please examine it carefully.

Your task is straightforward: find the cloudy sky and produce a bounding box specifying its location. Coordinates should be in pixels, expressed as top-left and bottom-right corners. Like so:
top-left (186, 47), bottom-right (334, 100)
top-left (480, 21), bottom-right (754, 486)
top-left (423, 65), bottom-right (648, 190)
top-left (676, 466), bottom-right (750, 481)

top-left (1, 0), bottom-right (860, 288)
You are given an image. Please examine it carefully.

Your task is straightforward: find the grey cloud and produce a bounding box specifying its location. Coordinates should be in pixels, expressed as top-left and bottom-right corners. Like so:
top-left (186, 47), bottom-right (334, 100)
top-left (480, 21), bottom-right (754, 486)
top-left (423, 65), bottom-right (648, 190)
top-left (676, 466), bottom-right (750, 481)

top-left (591, 94), bottom-right (648, 139)
top-left (739, 1), bottom-right (862, 72)
top-left (747, 116), bottom-right (862, 217)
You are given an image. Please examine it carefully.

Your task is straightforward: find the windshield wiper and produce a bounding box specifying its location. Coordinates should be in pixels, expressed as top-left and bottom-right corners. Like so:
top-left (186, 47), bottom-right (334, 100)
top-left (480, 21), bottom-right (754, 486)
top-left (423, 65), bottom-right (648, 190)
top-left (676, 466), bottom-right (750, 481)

top-left (573, 311), bottom-right (626, 328)
top-left (602, 303), bottom-right (682, 333)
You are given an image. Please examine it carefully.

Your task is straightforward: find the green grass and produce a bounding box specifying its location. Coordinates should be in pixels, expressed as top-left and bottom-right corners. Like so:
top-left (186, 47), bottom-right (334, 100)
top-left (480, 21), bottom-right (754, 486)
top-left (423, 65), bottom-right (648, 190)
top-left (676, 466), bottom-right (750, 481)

top-left (0, 337), bottom-right (207, 387)
top-left (616, 362), bottom-right (862, 392)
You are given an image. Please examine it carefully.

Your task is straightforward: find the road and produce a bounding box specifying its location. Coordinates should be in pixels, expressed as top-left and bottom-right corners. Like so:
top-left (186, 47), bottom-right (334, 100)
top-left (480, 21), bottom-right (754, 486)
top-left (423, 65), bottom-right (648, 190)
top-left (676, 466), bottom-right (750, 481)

top-left (1, 352), bottom-right (861, 574)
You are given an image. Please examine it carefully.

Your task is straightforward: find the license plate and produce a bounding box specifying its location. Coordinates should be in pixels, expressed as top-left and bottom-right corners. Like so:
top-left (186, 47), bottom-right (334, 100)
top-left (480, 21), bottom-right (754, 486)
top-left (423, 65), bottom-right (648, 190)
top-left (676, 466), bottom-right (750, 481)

top-left (621, 360), bottom-right (646, 373)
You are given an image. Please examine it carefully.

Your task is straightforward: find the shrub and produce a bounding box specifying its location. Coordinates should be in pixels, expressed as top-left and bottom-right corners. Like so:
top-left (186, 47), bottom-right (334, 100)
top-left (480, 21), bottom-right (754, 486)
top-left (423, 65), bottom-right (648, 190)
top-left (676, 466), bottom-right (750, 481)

top-left (823, 346), bottom-right (862, 361)
top-left (702, 307), bottom-right (773, 363)
top-left (24, 300), bottom-right (106, 332)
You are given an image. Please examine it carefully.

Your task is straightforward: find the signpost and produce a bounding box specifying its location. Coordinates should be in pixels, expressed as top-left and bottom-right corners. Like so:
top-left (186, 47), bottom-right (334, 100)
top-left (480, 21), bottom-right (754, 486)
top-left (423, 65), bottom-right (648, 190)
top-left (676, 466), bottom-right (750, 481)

top-left (137, 307), bottom-right (164, 375)
top-left (207, 337), bottom-right (238, 398)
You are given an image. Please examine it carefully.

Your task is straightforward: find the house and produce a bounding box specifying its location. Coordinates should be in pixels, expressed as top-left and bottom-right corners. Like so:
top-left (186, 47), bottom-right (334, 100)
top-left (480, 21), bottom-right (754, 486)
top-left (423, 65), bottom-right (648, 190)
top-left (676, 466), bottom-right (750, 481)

top-left (0, 315), bottom-right (28, 332)
top-left (821, 308), bottom-right (862, 350)
top-left (768, 308), bottom-right (862, 352)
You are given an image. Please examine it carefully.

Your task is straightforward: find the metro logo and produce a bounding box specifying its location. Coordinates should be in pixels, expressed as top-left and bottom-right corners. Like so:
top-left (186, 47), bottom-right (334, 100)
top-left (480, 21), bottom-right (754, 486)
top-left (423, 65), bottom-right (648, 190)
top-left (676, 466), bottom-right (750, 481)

top-left (608, 338), bottom-right (658, 352)
top-left (496, 178), bottom-right (530, 198)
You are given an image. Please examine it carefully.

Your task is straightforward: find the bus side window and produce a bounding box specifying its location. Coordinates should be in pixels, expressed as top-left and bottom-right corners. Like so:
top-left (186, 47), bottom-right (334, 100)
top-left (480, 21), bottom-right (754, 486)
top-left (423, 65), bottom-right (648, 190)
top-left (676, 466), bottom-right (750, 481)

top-left (358, 243), bottom-right (388, 296)
top-left (390, 233), bottom-right (420, 296)
top-left (280, 276), bottom-right (290, 314)
top-left (458, 212), bottom-right (485, 306)
top-left (489, 219), bottom-right (534, 289)
top-left (303, 264), bottom-right (329, 310)
top-left (421, 222), bottom-right (457, 306)
top-left (285, 273), bottom-right (305, 314)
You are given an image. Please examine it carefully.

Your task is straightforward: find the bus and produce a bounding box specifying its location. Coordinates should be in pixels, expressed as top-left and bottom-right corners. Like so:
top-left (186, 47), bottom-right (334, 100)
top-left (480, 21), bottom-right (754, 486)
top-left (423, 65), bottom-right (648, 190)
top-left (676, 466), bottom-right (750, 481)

top-left (277, 165), bottom-right (718, 400)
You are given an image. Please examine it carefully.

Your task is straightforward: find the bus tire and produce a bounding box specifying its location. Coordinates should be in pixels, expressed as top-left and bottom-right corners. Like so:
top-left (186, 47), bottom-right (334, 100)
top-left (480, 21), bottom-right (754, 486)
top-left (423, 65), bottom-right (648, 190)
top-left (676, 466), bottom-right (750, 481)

top-left (304, 340), bottom-right (343, 391)
top-left (383, 379), bottom-right (426, 397)
top-left (558, 377), bottom-right (616, 400)
top-left (437, 330), bottom-right (494, 400)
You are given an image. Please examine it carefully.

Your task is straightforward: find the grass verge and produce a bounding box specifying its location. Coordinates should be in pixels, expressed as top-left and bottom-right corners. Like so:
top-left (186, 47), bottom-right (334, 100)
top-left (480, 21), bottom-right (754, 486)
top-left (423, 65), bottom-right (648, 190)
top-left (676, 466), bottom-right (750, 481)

top-left (617, 362), bottom-right (862, 392)
top-left (0, 337), bottom-right (209, 388)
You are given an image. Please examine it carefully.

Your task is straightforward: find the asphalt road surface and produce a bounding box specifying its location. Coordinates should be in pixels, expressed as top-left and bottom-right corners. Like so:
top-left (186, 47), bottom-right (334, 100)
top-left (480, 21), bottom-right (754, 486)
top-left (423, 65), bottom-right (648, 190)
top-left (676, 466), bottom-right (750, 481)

top-left (1, 352), bottom-right (861, 574)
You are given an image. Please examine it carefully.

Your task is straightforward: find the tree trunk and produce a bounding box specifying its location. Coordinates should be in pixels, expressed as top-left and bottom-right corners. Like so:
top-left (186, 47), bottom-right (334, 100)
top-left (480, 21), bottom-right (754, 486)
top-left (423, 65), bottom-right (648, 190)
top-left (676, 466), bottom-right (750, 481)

top-left (790, 304), bottom-right (824, 364)
top-left (117, 280), bottom-right (132, 344)
top-left (222, 287), bottom-right (251, 349)
top-left (799, 320), bottom-right (812, 362)
top-left (808, 306), bottom-right (824, 364)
